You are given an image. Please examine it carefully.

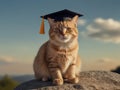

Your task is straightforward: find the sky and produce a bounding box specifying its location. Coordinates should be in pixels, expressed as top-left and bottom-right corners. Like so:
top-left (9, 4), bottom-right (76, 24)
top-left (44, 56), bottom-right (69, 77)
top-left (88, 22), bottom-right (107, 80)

top-left (0, 0), bottom-right (120, 75)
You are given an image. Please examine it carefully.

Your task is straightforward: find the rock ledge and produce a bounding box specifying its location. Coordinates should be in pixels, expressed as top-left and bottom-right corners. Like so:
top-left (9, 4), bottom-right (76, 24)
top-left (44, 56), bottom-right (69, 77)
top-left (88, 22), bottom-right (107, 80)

top-left (15, 71), bottom-right (120, 90)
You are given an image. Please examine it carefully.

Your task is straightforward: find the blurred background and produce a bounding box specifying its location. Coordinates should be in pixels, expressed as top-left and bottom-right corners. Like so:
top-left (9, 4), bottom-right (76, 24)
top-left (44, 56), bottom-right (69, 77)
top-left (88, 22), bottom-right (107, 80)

top-left (0, 0), bottom-right (120, 89)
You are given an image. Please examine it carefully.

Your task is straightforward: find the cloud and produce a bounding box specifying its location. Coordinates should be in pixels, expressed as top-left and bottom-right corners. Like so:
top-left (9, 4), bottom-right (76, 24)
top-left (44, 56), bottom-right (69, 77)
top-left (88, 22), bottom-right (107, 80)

top-left (0, 56), bottom-right (15, 64)
top-left (82, 58), bottom-right (120, 71)
top-left (78, 19), bottom-right (86, 26)
top-left (97, 58), bottom-right (111, 63)
top-left (82, 18), bottom-right (120, 43)
top-left (0, 63), bottom-right (33, 75)
top-left (0, 56), bottom-right (33, 75)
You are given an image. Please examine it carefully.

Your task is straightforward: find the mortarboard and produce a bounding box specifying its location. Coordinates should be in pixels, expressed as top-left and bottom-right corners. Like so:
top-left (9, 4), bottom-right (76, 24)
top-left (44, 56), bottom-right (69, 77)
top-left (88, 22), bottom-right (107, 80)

top-left (39, 9), bottom-right (83, 34)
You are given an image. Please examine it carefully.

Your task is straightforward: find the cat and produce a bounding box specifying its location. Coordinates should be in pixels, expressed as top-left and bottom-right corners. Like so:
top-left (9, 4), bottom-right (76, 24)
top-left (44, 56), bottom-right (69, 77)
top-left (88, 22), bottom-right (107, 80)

top-left (33, 15), bottom-right (81, 85)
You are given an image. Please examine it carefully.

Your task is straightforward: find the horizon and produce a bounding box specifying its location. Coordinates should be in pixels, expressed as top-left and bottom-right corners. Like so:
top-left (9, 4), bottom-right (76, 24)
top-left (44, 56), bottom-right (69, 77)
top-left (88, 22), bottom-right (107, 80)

top-left (0, 0), bottom-right (120, 75)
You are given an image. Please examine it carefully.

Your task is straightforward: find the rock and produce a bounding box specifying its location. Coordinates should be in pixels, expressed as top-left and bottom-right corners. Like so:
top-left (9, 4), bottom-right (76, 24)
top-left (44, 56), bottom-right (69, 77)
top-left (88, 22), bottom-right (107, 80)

top-left (14, 71), bottom-right (120, 90)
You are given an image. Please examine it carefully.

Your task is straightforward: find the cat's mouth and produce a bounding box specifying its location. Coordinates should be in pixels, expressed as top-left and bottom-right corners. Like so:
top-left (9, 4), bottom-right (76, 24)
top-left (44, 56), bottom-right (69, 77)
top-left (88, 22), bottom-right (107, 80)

top-left (59, 35), bottom-right (71, 42)
top-left (55, 35), bottom-right (72, 43)
top-left (61, 36), bottom-right (68, 40)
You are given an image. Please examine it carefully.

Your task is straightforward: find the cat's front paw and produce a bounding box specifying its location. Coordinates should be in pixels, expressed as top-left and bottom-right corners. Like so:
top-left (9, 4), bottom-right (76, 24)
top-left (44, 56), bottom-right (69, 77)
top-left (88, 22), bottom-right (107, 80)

top-left (67, 77), bottom-right (79, 84)
top-left (42, 77), bottom-right (48, 81)
top-left (53, 78), bottom-right (63, 85)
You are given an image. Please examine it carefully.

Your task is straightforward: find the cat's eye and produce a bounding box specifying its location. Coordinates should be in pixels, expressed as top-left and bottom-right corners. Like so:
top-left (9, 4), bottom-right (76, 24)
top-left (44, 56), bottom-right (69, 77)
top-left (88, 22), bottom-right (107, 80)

top-left (56, 28), bottom-right (61, 32)
top-left (54, 28), bottom-right (60, 33)
top-left (67, 27), bottom-right (71, 30)
top-left (66, 27), bottom-right (72, 32)
top-left (53, 29), bottom-right (57, 32)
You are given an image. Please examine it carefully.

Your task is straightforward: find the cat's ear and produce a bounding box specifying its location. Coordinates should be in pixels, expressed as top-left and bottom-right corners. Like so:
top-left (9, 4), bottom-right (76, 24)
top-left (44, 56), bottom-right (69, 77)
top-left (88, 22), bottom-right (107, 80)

top-left (47, 18), bottom-right (55, 26)
top-left (71, 15), bottom-right (79, 26)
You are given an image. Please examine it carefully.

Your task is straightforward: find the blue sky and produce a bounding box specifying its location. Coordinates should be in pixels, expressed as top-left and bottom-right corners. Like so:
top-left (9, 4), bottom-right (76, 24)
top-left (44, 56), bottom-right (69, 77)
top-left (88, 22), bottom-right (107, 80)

top-left (0, 0), bottom-right (120, 75)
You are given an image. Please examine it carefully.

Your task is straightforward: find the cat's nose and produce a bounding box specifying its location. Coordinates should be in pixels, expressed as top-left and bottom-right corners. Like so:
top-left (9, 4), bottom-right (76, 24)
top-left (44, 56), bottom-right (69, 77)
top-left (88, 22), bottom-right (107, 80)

top-left (62, 28), bottom-right (67, 35)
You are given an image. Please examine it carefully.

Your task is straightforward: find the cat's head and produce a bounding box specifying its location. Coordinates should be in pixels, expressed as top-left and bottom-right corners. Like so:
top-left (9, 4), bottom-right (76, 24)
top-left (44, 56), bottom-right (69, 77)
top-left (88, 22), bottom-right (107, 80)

top-left (48, 15), bottom-right (79, 43)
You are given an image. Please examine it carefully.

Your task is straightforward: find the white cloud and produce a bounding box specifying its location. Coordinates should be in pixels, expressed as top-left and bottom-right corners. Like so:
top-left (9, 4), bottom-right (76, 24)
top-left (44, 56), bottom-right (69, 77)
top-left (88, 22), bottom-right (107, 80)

top-left (0, 63), bottom-right (33, 75)
top-left (0, 56), bottom-right (33, 75)
top-left (98, 58), bottom-right (111, 63)
top-left (83, 18), bottom-right (120, 43)
top-left (82, 58), bottom-right (120, 71)
top-left (0, 56), bottom-right (15, 64)
top-left (78, 19), bottom-right (86, 26)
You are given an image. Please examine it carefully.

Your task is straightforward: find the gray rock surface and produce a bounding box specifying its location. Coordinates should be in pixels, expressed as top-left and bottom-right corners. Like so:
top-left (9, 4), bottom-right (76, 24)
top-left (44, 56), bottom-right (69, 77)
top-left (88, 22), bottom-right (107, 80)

top-left (15, 71), bottom-right (120, 90)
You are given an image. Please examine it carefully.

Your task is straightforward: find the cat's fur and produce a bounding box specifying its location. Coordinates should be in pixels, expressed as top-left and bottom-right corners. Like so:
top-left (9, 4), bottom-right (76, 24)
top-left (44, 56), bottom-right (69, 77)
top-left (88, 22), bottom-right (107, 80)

top-left (33, 15), bottom-right (81, 85)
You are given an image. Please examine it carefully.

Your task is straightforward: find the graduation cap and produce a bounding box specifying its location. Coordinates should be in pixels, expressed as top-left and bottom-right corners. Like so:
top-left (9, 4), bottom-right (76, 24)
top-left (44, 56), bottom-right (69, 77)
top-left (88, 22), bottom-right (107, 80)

top-left (39, 9), bottom-right (83, 34)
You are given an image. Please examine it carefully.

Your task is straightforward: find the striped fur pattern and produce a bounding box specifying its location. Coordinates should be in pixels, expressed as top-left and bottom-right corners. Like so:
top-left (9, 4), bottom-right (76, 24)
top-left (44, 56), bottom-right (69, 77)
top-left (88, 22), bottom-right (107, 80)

top-left (33, 15), bottom-right (81, 85)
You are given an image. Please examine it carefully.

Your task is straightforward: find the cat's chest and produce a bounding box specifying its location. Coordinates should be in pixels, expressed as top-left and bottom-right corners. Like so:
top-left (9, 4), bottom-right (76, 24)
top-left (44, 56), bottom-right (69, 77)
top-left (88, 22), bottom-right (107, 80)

top-left (47, 45), bottom-right (77, 73)
top-left (55, 53), bottom-right (72, 61)
top-left (55, 53), bottom-right (74, 73)
top-left (47, 44), bottom-right (77, 63)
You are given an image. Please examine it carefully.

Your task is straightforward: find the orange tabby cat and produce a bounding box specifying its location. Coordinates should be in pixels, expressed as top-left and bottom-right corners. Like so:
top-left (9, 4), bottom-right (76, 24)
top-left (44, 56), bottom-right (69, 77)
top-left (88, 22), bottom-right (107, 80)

top-left (33, 15), bottom-right (81, 85)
